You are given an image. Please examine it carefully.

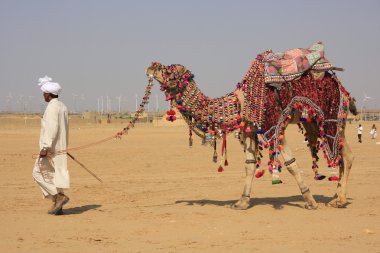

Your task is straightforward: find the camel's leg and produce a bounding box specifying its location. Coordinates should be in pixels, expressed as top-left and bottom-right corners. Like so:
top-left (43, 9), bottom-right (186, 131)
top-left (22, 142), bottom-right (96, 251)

top-left (281, 135), bottom-right (318, 209)
top-left (328, 137), bottom-right (354, 207)
top-left (302, 122), bottom-right (322, 178)
top-left (232, 135), bottom-right (257, 210)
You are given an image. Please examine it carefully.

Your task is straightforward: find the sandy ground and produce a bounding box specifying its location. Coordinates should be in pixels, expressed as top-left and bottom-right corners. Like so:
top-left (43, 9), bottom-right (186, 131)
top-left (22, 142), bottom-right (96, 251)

top-left (0, 114), bottom-right (379, 253)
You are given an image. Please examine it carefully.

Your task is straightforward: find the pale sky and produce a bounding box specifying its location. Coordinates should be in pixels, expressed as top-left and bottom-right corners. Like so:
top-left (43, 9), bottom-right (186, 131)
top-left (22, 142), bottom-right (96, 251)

top-left (0, 0), bottom-right (379, 113)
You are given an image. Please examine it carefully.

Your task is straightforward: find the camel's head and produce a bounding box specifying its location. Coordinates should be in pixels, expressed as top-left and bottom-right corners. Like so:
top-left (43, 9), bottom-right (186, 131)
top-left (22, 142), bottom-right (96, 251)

top-left (145, 62), bottom-right (163, 79)
top-left (145, 62), bottom-right (194, 94)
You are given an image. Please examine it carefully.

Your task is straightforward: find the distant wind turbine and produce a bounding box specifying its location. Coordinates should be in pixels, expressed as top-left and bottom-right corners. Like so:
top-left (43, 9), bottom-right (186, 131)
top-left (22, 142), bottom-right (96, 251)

top-left (5, 93), bottom-right (13, 112)
top-left (72, 94), bottom-right (78, 113)
top-left (106, 95), bottom-right (111, 113)
top-left (122, 97), bottom-right (127, 112)
top-left (79, 95), bottom-right (85, 112)
top-left (27, 96), bottom-right (34, 112)
top-left (361, 92), bottom-right (374, 120)
top-left (156, 95), bottom-right (158, 112)
top-left (16, 95), bottom-right (25, 112)
top-left (101, 96), bottom-right (104, 115)
top-left (116, 96), bottom-right (121, 113)
top-left (135, 94), bottom-right (138, 111)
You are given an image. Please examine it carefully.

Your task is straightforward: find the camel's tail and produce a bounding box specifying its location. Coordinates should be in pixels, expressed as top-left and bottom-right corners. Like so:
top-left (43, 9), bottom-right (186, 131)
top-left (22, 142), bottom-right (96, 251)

top-left (349, 97), bottom-right (358, 115)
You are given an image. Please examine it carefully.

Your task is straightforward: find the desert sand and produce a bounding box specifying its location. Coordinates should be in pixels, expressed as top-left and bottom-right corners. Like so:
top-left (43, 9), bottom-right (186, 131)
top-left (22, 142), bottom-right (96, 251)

top-left (0, 114), bottom-right (379, 253)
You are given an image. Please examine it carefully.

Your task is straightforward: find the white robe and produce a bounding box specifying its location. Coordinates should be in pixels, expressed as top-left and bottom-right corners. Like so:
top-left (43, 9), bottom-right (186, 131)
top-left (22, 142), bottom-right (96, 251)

top-left (37, 98), bottom-right (70, 190)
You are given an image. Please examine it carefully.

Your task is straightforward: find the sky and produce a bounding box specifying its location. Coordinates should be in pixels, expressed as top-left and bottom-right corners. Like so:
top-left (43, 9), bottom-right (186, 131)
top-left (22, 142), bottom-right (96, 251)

top-left (0, 0), bottom-right (379, 113)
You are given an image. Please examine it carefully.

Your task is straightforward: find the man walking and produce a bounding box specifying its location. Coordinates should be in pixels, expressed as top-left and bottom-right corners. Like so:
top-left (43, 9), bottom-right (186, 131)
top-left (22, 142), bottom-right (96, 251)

top-left (32, 76), bottom-right (70, 215)
top-left (357, 124), bottom-right (363, 143)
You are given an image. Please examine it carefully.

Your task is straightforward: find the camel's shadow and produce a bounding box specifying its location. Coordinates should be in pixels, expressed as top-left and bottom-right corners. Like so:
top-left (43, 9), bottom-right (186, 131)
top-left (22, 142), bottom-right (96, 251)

top-left (176, 195), bottom-right (352, 210)
top-left (62, 204), bottom-right (102, 215)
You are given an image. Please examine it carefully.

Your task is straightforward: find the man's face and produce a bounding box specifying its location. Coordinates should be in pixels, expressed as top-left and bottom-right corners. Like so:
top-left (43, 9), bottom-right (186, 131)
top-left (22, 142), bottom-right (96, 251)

top-left (43, 93), bottom-right (50, 102)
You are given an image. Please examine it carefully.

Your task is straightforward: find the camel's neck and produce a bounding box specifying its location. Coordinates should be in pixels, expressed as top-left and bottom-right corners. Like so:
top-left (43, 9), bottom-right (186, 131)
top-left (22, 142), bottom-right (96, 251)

top-left (175, 80), bottom-right (208, 120)
top-left (170, 80), bottom-right (241, 132)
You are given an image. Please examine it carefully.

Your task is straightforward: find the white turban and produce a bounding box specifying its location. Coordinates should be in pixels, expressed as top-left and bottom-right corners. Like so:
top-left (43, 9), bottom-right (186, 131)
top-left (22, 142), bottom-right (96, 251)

top-left (38, 75), bottom-right (62, 95)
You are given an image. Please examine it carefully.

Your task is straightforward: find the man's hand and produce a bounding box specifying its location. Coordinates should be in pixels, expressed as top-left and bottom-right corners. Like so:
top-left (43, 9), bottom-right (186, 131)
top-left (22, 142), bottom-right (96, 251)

top-left (39, 148), bottom-right (48, 158)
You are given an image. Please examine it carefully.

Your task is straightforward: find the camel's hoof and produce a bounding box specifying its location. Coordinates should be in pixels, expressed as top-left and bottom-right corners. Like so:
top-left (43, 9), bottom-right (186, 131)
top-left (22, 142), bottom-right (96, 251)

top-left (231, 197), bottom-right (250, 210)
top-left (231, 203), bottom-right (249, 210)
top-left (305, 202), bottom-right (319, 210)
top-left (327, 199), bottom-right (348, 208)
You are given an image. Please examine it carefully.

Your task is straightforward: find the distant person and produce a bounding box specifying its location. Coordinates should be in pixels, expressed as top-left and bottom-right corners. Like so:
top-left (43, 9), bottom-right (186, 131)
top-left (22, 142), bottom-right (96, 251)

top-left (370, 124), bottom-right (377, 139)
top-left (357, 124), bottom-right (363, 143)
top-left (32, 76), bottom-right (70, 215)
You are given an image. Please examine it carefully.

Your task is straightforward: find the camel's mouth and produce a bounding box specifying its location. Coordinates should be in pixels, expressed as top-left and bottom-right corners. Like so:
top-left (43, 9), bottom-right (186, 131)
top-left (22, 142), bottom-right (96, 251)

top-left (145, 68), bottom-right (154, 78)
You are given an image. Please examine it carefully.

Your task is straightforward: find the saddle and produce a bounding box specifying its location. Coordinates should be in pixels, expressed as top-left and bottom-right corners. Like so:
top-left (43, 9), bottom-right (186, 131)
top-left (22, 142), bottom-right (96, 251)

top-left (264, 41), bottom-right (335, 83)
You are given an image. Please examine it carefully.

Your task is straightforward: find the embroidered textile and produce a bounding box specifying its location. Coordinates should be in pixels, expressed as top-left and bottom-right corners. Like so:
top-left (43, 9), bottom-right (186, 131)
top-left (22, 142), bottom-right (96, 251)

top-left (264, 42), bottom-right (333, 83)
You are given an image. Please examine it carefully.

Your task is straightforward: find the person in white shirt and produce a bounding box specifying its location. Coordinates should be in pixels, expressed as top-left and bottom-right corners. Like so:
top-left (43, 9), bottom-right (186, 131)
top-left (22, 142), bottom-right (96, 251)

top-left (370, 124), bottom-right (377, 139)
top-left (357, 124), bottom-right (363, 143)
top-left (32, 76), bottom-right (70, 215)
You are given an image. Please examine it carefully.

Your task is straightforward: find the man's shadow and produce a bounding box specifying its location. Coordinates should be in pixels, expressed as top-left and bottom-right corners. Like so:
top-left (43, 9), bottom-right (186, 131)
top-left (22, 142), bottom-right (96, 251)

top-left (176, 195), bottom-right (351, 210)
top-left (62, 204), bottom-right (102, 215)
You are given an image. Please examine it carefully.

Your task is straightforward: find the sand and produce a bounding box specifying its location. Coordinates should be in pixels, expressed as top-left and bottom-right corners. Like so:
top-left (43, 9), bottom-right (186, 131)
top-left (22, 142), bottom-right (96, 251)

top-left (0, 114), bottom-right (379, 253)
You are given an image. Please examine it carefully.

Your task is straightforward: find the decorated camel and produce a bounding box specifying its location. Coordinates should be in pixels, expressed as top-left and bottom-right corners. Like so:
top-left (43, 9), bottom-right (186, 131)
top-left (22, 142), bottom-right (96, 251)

top-left (145, 42), bottom-right (357, 210)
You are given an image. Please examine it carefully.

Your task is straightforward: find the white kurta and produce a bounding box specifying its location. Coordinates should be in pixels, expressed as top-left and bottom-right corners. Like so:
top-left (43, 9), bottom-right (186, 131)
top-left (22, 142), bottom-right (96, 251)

top-left (34, 98), bottom-right (70, 193)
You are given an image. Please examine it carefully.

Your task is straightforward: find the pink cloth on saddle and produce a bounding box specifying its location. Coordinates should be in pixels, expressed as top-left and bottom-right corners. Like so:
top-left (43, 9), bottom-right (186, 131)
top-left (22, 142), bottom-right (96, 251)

top-left (264, 42), bottom-right (333, 83)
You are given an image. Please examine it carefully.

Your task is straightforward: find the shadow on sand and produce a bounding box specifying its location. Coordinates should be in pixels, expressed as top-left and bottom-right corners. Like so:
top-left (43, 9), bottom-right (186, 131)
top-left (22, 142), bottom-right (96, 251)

top-left (62, 204), bottom-right (102, 215)
top-left (176, 195), bottom-right (352, 210)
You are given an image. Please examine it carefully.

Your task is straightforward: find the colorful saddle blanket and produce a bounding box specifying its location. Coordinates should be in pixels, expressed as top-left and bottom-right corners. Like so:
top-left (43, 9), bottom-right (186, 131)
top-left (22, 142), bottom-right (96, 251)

top-left (264, 41), bottom-right (333, 83)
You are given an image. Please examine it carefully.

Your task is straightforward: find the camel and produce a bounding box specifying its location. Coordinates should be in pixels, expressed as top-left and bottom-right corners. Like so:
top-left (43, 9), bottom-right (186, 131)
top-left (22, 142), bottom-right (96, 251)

top-left (145, 43), bottom-right (357, 210)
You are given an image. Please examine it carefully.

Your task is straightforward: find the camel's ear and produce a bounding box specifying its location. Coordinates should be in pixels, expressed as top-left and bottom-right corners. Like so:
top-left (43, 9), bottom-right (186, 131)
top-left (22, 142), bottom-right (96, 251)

top-left (178, 65), bottom-right (188, 75)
